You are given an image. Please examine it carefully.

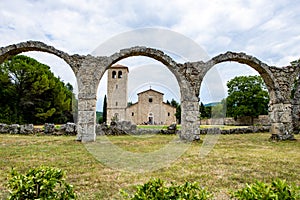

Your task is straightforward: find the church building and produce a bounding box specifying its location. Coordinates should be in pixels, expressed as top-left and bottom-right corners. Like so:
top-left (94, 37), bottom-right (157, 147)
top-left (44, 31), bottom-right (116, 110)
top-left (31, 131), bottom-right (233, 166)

top-left (106, 64), bottom-right (176, 125)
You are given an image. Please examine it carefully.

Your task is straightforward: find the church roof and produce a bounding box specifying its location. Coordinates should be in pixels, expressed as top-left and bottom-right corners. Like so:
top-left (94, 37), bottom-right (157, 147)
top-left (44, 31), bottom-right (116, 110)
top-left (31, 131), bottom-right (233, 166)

top-left (137, 89), bottom-right (164, 96)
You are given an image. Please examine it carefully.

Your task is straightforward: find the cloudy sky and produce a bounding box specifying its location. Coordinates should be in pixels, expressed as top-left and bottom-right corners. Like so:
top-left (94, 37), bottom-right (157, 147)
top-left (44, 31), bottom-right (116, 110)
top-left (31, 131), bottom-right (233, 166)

top-left (1, 0), bottom-right (300, 110)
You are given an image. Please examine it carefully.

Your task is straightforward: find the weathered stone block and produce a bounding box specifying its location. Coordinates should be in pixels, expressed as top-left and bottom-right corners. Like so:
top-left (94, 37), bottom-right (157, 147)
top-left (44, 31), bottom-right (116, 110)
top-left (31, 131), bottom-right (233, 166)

top-left (44, 123), bottom-right (55, 134)
top-left (270, 123), bottom-right (284, 135)
top-left (80, 123), bottom-right (96, 142)
top-left (9, 124), bottom-right (20, 134)
top-left (78, 99), bottom-right (97, 111)
top-left (0, 123), bottom-right (8, 133)
top-left (77, 111), bottom-right (95, 123)
top-left (20, 124), bottom-right (34, 134)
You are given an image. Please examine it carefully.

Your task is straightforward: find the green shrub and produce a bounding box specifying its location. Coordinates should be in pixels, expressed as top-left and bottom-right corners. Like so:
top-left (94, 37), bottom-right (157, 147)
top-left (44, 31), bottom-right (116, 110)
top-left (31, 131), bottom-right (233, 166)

top-left (7, 166), bottom-right (76, 200)
top-left (231, 179), bottom-right (300, 200)
top-left (120, 178), bottom-right (212, 200)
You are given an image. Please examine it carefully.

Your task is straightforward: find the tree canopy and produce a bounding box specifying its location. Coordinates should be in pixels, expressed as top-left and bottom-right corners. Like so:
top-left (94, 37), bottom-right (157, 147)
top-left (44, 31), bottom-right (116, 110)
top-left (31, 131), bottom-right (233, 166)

top-left (0, 55), bottom-right (74, 124)
top-left (226, 75), bottom-right (269, 119)
top-left (199, 102), bottom-right (211, 119)
top-left (170, 99), bottom-right (181, 124)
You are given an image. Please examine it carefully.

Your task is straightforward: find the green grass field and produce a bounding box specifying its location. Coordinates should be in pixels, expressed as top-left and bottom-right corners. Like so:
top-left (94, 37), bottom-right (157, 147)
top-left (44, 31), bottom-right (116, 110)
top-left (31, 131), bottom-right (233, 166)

top-left (1, 133), bottom-right (300, 199)
top-left (136, 125), bottom-right (248, 130)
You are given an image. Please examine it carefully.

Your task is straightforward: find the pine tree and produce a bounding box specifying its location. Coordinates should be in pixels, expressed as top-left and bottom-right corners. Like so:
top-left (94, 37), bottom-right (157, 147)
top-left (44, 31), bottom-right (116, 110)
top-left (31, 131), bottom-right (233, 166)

top-left (102, 95), bottom-right (107, 124)
top-left (0, 55), bottom-right (74, 124)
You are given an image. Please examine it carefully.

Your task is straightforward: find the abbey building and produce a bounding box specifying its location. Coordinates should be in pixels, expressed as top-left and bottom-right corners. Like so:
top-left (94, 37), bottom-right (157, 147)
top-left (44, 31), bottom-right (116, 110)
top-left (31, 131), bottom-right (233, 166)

top-left (107, 64), bottom-right (176, 125)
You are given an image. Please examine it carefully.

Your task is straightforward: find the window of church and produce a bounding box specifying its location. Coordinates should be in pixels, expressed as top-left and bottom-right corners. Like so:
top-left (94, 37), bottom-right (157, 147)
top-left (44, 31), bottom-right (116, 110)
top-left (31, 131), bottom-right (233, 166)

top-left (132, 112), bottom-right (134, 116)
top-left (149, 98), bottom-right (153, 103)
top-left (116, 84), bottom-right (118, 89)
top-left (116, 102), bottom-right (118, 106)
top-left (118, 71), bottom-right (122, 78)
top-left (168, 112), bottom-right (170, 116)
top-left (112, 71), bottom-right (117, 79)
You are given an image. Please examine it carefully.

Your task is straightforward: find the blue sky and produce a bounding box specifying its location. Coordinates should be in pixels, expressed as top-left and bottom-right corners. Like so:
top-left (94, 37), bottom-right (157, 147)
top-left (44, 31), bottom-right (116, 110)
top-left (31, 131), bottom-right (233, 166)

top-left (1, 0), bottom-right (300, 110)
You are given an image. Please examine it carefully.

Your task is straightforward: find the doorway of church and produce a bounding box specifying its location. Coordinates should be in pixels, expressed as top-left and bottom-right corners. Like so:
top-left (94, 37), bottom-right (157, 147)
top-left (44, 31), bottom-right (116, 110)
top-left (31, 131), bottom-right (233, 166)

top-left (148, 113), bottom-right (154, 124)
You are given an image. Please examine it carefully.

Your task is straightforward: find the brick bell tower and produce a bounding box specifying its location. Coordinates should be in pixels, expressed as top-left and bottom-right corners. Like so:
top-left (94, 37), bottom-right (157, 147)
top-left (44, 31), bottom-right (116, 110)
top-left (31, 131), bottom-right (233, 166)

top-left (106, 64), bottom-right (129, 124)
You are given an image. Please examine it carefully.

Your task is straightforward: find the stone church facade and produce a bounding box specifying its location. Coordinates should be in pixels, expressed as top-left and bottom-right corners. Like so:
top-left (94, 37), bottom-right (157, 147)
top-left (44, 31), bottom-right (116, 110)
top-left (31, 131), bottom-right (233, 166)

top-left (107, 65), bottom-right (176, 125)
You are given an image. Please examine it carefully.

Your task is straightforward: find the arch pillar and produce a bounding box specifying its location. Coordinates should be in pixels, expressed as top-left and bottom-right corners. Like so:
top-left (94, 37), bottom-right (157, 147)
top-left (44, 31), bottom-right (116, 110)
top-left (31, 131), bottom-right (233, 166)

top-left (75, 56), bottom-right (105, 142)
top-left (292, 78), bottom-right (300, 133)
top-left (268, 65), bottom-right (298, 139)
top-left (178, 62), bottom-right (203, 141)
top-left (292, 67), bottom-right (300, 134)
top-left (269, 102), bottom-right (293, 136)
top-left (180, 98), bottom-right (200, 141)
top-left (77, 94), bottom-right (97, 142)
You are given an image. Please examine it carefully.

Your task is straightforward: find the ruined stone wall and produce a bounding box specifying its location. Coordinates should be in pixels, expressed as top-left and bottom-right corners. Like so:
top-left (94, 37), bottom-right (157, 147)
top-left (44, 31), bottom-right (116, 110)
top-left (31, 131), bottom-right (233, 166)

top-left (201, 115), bottom-right (270, 126)
top-left (292, 73), bottom-right (300, 133)
top-left (1, 41), bottom-right (299, 142)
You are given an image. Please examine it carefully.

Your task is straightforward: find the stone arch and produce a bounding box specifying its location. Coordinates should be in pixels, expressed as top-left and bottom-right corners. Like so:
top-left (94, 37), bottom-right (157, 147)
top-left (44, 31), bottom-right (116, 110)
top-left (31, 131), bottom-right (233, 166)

top-left (0, 41), bottom-right (81, 129)
top-left (92, 47), bottom-right (185, 103)
top-left (202, 51), bottom-right (293, 137)
top-left (205, 51), bottom-right (282, 102)
top-left (0, 41), bottom-right (83, 75)
top-left (1, 41), bottom-right (296, 141)
top-left (105, 47), bottom-right (181, 82)
top-left (91, 46), bottom-right (199, 141)
top-left (104, 47), bottom-right (200, 141)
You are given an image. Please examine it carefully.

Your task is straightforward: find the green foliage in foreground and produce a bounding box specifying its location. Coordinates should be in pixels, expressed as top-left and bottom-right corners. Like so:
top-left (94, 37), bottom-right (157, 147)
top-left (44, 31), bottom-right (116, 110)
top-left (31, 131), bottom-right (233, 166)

top-left (231, 179), bottom-right (300, 200)
top-left (122, 178), bottom-right (300, 200)
top-left (7, 166), bottom-right (76, 200)
top-left (120, 178), bottom-right (212, 200)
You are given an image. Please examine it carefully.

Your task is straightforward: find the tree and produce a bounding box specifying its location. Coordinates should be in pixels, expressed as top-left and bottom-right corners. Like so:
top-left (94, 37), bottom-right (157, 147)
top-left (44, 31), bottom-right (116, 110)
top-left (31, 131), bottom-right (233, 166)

top-left (0, 55), bottom-right (74, 124)
top-left (211, 99), bottom-right (226, 118)
top-left (199, 102), bottom-right (211, 119)
top-left (226, 75), bottom-right (269, 122)
top-left (170, 99), bottom-right (181, 124)
top-left (0, 64), bottom-right (14, 123)
top-left (102, 95), bottom-right (107, 124)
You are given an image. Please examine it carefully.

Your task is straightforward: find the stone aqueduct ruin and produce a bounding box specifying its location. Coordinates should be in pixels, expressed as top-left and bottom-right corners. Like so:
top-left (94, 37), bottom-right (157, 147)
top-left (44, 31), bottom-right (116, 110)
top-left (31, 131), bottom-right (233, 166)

top-left (1, 41), bottom-right (300, 142)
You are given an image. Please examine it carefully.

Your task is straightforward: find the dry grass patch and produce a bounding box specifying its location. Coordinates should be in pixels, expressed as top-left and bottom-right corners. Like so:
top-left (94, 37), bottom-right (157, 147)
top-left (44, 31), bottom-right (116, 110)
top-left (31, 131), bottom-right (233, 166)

top-left (1, 133), bottom-right (300, 199)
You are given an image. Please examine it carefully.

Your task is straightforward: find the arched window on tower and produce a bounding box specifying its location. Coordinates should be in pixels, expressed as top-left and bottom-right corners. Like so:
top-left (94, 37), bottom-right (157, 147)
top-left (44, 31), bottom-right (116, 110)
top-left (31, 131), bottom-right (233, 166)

top-left (112, 71), bottom-right (117, 79)
top-left (118, 71), bottom-right (122, 78)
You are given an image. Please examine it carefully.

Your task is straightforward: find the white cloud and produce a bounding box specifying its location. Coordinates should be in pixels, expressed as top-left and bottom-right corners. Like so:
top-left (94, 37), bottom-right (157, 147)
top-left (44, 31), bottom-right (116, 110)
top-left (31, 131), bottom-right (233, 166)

top-left (1, 0), bottom-right (300, 110)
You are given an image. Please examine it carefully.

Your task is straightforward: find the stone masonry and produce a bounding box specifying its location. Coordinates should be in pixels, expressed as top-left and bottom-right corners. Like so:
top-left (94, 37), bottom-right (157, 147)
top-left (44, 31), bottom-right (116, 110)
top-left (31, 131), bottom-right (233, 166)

top-left (0, 41), bottom-right (300, 142)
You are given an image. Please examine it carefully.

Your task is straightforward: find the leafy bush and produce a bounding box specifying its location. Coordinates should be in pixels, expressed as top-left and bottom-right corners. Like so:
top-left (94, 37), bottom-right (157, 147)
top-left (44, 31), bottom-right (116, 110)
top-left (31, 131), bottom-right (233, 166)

top-left (232, 179), bottom-right (300, 200)
top-left (7, 166), bottom-right (76, 200)
top-left (120, 178), bottom-right (212, 200)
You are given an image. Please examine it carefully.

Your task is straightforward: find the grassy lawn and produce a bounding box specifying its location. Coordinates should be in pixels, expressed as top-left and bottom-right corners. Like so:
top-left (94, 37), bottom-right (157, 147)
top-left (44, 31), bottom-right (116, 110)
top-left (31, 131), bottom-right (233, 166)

top-left (199, 125), bottom-right (249, 130)
top-left (137, 124), bottom-right (248, 130)
top-left (1, 133), bottom-right (300, 199)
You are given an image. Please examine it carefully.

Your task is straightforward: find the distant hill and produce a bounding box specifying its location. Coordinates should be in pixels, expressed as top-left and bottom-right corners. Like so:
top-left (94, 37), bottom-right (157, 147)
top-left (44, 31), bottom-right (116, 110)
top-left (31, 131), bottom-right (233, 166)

top-left (204, 102), bottom-right (221, 107)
